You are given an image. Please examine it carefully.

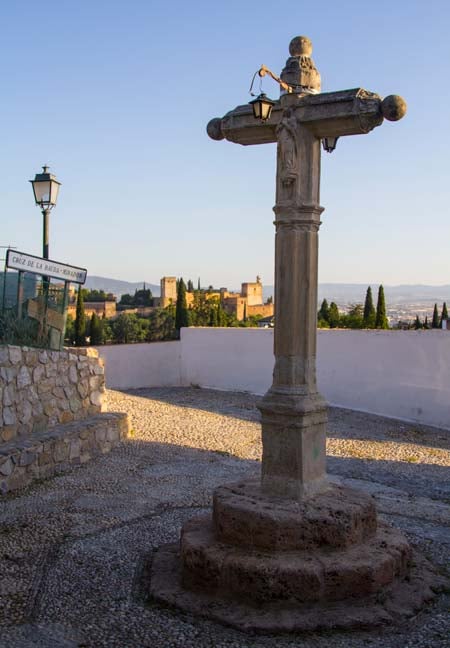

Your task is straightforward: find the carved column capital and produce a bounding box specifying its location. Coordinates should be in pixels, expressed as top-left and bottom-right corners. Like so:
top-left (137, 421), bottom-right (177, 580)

top-left (273, 204), bottom-right (324, 232)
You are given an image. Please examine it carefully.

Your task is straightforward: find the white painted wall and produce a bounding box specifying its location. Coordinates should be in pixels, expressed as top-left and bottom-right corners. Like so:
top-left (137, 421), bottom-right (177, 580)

top-left (317, 330), bottom-right (450, 430)
top-left (97, 342), bottom-right (181, 390)
top-left (97, 329), bottom-right (450, 430)
top-left (180, 328), bottom-right (274, 394)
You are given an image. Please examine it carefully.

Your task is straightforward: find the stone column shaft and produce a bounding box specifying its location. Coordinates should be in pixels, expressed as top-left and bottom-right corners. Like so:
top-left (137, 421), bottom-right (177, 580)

top-left (259, 119), bottom-right (328, 499)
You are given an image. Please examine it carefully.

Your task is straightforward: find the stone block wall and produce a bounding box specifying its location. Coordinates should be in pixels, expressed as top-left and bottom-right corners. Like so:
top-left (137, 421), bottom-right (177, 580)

top-left (0, 412), bottom-right (129, 494)
top-left (0, 345), bottom-right (106, 444)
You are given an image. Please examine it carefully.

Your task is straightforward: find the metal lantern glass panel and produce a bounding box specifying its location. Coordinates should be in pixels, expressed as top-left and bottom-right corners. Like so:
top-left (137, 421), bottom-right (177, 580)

top-left (322, 136), bottom-right (339, 153)
top-left (250, 93), bottom-right (276, 122)
top-left (30, 166), bottom-right (61, 208)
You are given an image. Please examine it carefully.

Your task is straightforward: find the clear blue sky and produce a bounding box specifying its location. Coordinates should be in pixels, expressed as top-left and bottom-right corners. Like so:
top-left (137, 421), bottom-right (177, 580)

top-left (1, 0), bottom-right (449, 288)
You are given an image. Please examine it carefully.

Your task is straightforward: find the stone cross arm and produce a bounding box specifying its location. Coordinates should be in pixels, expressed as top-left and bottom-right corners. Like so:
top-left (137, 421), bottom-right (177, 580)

top-left (207, 88), bottom-right (406, 146)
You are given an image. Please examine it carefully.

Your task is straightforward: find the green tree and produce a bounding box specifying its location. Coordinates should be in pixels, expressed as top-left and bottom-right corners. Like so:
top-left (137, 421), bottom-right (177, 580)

top-left (341, 304), bottom-right (364, 329)
top-left (439, 302), bottom-right (448, 327)
top-left (74, 287), bottom-right (86, 346)
top-left (424, 315), bottom-right (429, 329)
top-left (83, 289), bottom-right (115, 302)
top-left (134, 287), bottom-right (153, 306)
top-left (375, 285), bottom-right (389, 329)
top-left (189, 291), bottom-right (209, 326)
top-left (187, 279), bottom-right (194, 292)
top-left (318, 299), bottom-right (330, 325)
top-left (90, 312), bottom-right (103, 345)
top-left (111, 313), bottom-right (149, 344)
top-left (218, 303), bottom-right (228, 327)
top-left (431, 303), bottom-right (439, 328)
top-left (147, 306), bottom-right (176, 341)
top-left (175, 277), bottom-right (189, 334)
top-left (328, 302), bottom-right (340, 328)
top-left (64, 314), bottom-right (75, 344)
top-left (363, 286), bottom-right (376, 328)
top-left (118, 293), bottom-right (134, 306)
top-left (209, 304), bottom-right (219, 327)
top-left (101, 315), bottom-right (112, 343)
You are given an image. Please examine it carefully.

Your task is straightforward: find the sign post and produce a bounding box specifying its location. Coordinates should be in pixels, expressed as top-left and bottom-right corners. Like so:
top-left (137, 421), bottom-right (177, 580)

top-left (5, 249), bottom-right (87, 350)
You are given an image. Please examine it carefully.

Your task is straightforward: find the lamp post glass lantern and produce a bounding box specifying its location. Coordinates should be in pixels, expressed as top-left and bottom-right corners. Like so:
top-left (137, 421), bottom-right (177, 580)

top-left (249, 93), bottom-right (276, 122)
top-left (30, 166), bottom-right (61, 260)
top-left (322, 136), bottom-right (339, 153)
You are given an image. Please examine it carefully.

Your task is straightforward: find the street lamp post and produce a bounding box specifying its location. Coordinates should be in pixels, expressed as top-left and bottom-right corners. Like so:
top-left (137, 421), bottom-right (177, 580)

top-left (30, 165), bottom-right (61, 260)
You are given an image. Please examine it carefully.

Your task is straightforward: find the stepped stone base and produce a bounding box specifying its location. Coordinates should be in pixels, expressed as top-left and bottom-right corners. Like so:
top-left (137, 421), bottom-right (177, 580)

top-left (150, 479), bottom-right (446, 633)
top-left (0, 412), bottom-right (129, 495)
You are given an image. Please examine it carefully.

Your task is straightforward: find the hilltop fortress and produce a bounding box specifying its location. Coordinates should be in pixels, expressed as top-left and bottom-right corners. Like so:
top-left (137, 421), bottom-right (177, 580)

top-left (156, 276), bottom-right (274, 322)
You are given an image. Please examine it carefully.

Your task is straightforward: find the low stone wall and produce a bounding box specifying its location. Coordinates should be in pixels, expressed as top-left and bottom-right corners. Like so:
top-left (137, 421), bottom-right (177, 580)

top-left (0, 412), bottom-right (129, 494)
top-left (0, 345), bottom-right (105, 444)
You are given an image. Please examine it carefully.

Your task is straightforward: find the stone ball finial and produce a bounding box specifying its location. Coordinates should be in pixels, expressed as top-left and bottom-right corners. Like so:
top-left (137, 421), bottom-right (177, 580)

top-left (289, 36), bottom-right (313, 57)
top-left (207, 118), bottom-right (224, 141)
top-left (381, 95), bottom-right (407, 121)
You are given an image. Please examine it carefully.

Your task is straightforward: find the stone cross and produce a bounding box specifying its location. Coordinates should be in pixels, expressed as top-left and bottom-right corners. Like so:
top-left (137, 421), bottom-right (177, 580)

top-left (207, 35), bottom-right (406, 500)
top-left (150, 37), bottom-right (444, 632)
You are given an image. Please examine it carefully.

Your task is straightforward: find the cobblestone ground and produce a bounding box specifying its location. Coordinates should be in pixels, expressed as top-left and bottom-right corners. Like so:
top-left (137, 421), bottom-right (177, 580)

top-left (0, 387), bottom-right (449, 648)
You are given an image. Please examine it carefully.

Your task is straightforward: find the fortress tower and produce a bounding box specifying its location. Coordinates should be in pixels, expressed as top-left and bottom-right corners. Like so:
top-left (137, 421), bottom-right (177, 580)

top-left (241, 276), bottom-right (263, 306)
top-left (160, 276), bottom-right (177, 307)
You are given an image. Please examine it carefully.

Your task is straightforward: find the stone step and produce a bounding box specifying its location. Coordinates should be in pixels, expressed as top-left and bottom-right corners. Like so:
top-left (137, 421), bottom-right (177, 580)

top-left (0, 412), bottom-right (129, 495)
top-left (180, 514), bottom-right (411, 604)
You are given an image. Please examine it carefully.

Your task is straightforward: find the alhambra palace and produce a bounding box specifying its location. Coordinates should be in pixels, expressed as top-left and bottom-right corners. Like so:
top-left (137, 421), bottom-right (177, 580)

top-left (157, 276), bottom-right (274, 321)
top-left (67, 275), bottom-right (275, 322)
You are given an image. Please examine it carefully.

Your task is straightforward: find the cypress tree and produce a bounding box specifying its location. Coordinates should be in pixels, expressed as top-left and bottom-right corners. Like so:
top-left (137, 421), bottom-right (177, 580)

top-left (375, 285), bottom-right (389, 329)
top-left (328, 302), bottom-right (340, 328)
top-left (197, 277), bottom-right (201, 291)
top-left (218, 304), bottom-right (227, 327)
top-left (432, 303), bottom-right (439, 328)
top-left (318, 299), bottom-right (330, 323)
top-left (424, 316), bottom-right (429, 329)
top-left (90, 312), bottom-right (103, 345)
top-left (74, 287), bottom-right (86, 346)
top-left (414, 315), bottom-right (422, 330)
top-left (209, 304), bottom-right (219, 327)
top-left (187, 279), bottom-right (194, 292)
top-left (439, 302), bottom-right (448, 327)
top-left (363, 286), bottom-right (376, 328)
top-left (175, 278), bottom-right (189, 334)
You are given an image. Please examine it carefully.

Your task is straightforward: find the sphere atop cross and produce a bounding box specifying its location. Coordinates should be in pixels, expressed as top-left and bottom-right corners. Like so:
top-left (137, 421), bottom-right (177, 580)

top-left (281, 34), bottom-right (321, 95)
top-left (289, 36), bottom-right (313, 57)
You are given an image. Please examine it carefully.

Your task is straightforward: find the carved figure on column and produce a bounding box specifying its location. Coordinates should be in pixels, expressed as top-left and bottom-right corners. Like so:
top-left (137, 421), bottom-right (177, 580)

top-left (276, 111), bottom-right (298, 203)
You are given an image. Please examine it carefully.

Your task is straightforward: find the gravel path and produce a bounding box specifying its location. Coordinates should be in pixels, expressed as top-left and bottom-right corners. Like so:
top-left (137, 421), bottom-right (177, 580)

top-left (0, 387), bottom-right (449, 647)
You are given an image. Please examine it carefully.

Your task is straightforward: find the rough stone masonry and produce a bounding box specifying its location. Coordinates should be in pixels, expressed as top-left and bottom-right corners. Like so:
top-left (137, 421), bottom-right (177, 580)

top-left (0, 344), bottom-right (128, 494)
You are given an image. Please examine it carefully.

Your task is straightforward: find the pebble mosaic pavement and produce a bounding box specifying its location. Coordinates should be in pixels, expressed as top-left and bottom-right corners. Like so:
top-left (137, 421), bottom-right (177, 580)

top-left (0, 387), bottom-right (449, 648)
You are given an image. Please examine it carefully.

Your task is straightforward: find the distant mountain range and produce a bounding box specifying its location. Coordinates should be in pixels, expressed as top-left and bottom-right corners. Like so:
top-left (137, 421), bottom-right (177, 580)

top-left (84, 276), bottom-right (450, 306)
top-left (316, 284), bottom-right (450, 306)
top-left (85, 276), bottom-right (160, 297)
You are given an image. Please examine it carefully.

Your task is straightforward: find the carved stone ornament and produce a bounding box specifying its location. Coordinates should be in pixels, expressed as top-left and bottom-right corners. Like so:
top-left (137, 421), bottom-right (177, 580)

top-left (356, 88), bottom-right (383, 133)
top-left (280, 35), bottom-right (321, 95)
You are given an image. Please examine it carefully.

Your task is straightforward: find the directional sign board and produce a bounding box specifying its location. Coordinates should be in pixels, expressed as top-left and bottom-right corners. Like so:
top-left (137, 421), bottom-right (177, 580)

top-left (6, 250), bottom-right (87, 285)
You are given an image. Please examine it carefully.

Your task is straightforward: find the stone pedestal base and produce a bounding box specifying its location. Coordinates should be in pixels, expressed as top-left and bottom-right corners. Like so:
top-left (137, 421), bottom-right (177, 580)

top-left (149, 480), bottom-right (445, 633)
